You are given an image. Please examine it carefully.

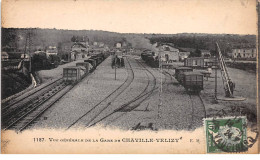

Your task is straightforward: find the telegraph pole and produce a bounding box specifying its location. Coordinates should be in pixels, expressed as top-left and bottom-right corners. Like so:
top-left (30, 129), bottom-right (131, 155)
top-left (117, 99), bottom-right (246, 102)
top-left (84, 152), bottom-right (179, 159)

top-left (115, 57), bottom-right (117, 80)
top-left (158, 46), bottom-right (163, 119)
top-left (214, 55), bottom-right (217, 101)
top-left (28, 30), bottom-right (32, 73)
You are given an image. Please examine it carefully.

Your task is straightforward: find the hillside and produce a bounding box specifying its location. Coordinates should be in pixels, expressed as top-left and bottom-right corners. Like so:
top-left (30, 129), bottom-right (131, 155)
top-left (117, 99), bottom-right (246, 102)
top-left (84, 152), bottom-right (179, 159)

top-left (2, 28), bottom-right (256, 55)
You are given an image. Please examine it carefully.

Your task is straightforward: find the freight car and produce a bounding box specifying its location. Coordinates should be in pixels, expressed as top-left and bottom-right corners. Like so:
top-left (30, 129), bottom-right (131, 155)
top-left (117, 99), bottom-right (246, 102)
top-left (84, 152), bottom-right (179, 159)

top-left (63, 66), bottom-right (86, 83)
top-left (76, 62), bottom-right (90, 74)
top-left (175, 67), bottom-right (193, 83)
top-left (89, 57), bottom-right (100, 65)
top-left (183, 72), bottom-right (203, 93)
top-left (84, 59), bottom-right (96, 69)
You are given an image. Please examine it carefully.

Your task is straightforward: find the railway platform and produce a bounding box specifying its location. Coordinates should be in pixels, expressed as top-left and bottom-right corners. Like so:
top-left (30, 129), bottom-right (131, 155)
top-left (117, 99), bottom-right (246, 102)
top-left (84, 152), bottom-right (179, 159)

top-left (32, 56), bottom-right (128, 129)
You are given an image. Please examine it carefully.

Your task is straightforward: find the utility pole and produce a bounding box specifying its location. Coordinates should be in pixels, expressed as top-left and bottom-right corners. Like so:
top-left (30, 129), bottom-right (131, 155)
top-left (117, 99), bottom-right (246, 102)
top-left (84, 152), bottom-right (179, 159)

top-left (214, 55), bottom-right (217, 101)
top-left (158, 46), bottom-right (163, 119)
top-left (28, 30), bottom-right (32, 73)
top-left (115, 57), bottom-right (117, 80)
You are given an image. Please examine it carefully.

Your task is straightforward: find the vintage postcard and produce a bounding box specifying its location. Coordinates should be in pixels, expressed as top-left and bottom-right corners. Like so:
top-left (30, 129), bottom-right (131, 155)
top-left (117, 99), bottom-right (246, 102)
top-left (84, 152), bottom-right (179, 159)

top-left (1, 0), bottom-right (259, 154)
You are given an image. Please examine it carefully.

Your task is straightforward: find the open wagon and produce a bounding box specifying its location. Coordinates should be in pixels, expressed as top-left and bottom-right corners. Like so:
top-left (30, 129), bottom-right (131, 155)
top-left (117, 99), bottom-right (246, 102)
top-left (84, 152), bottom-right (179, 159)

top-left (63, 66), bottom-right (86, 83)
top-left (175, 67), bottom-right (193, 84)
top-left (183, 72), bottom-right (203, 93)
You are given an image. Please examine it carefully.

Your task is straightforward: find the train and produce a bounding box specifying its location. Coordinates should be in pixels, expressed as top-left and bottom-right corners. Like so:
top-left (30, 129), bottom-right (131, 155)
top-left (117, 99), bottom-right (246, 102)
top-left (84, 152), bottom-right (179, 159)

top-left (140, 52), bottom-right (159, 68)
top-left (175, 67), bottom-right (193, 83)
top-left (175, 66), bottom-right (203, 93)
top-left (182, 72), bottom-right (203, 92)
top-left (63, 52), bottom-right (107, 83)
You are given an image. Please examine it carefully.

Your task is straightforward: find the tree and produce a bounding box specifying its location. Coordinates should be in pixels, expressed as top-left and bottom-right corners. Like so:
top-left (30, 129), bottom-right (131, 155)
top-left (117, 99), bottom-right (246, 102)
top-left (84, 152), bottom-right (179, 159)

top-left (71, 36), bottom-right (77, 42)
top-left (189, 48), bottom-right (201, 57)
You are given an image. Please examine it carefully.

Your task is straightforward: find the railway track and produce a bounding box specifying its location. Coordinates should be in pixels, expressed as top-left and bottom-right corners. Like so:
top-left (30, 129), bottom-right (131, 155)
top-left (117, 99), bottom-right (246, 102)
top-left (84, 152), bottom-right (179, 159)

top-left (87, 58), bottom-right (157, 127)
top-left (66, 56), bottom-right (135, 129)
top-left (2, 77), bottom-right (63, 111)
top-left (2, 80), bottom-right (71, 131)
top-left (3, 65), bottom-right (97, 131)
top-left (187, 92), bottom-right (206, 130)
top-left (2, 79), bottom-right (64, 120)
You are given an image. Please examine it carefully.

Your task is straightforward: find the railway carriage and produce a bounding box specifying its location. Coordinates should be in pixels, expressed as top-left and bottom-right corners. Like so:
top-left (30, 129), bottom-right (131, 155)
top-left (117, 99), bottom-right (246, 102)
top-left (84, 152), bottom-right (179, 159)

top-left (76, 62), bottom-right (90, 73)
top-left (84, 59), bottom-right (96, 69)
top-left (97, 57), bottom-right (103, 64)
top-left (175, 67), bottom-right (193, 83)
top-left (89, 57), bottom-right (100, 65)
top-left (183, 72), bottom-right (203, 93)
top-left (63, 66), bottom-right (86, 83)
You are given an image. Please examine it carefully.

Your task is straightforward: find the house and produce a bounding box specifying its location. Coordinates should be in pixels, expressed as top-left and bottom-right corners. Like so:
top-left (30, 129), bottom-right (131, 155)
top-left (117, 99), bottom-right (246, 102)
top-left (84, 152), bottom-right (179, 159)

top-left (71, 42), bottom-right (88, 61)
top-left (160, 44), bottom-right (179, 62)
top-left (34, 51), bottom-right (46, 54)
top-left (178, 47), bottom-right (196, 53)
top-left (99, 42), bottom-right (105, 48)
top-left (71, 42), bottom-right (87, 52)
top-left (179, 52), bottom-right (190, 61)
top-left (93, 42), bottom-right (98, 46)
top-left (122, 41), bottom-right (127, 47)
top-left (116, 42), bottom-right (122, 48)
top-left (201, 50), bottom-right (211, 57)
top-left (71, 50), bottom-right (85, 61)
top-left (1, 52), bottom-right (9, 61)
top-left (231, 48), bottom-right (256, 59)
top-left (46, 46), bottom-right (58, 57)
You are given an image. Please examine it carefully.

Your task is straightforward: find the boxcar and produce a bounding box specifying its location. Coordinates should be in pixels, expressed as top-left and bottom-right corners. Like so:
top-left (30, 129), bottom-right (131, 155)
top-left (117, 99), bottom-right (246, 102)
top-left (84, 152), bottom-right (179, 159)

top-left (183, 72), bottom-right (203, 93)
top-left (89, 57), bottom-right (100, 65)
top-left (175, 67), bottom-right (193, 83)
top-left (63, 66), bottom-right (85, 83)
top-left (84, 59), bottom-right (96, 69)
top-left (76, 62), bottom-right (90, 73)
top-left (97, 57), bottom-right (103, 64)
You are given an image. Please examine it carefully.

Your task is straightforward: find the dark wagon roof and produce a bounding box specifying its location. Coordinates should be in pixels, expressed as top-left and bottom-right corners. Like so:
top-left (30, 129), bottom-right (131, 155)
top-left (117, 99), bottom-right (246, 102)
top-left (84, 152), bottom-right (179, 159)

top-left (76, 62), bottom-right (89, 64)
top-left (176, 67), bottom-right (193, 70)
top-left (64, 66), bottom-right (83, 69)
top-left (183, 71), bottom-right (203, 76)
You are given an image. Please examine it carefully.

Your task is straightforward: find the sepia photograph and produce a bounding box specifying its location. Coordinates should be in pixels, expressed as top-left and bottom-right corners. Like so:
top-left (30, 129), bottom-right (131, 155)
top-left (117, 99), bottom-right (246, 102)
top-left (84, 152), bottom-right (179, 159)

top-left (1, 0), bottom-right (259, 154)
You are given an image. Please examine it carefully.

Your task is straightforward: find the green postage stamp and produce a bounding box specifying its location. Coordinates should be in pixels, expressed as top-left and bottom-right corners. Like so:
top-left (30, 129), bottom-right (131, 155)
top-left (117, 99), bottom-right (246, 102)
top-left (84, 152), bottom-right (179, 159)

top-left (204, 116), bottom-right (247, 153)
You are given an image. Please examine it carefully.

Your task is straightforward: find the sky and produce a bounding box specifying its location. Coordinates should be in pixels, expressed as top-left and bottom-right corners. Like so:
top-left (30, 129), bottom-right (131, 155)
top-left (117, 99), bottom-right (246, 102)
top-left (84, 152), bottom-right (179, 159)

top-left (1, 0), bottom-right (258, 35)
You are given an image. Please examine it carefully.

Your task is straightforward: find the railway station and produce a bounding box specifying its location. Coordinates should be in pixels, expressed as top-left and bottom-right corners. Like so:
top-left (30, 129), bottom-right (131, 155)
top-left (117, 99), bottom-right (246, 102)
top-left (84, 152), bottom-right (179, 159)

top-left (1, 40), bottom-right (257, 131)
top-left (0, 26), bottom-right (256, 133)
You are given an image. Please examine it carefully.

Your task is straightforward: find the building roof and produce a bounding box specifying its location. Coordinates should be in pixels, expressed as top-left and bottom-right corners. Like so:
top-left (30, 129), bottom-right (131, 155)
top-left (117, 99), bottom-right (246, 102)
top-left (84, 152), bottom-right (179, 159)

top-left (200, 49), bottom-right (210, 52)
top-left (46, 50), bottom-right (57, 53)
top-left (232, 48), bottom-right (256, 50)
top-left (2, 51), bottom-right (9, 56)
top-left (178, 47), bottom-right (196, 52)
top-left (72, 42), bottom-right (87, 48)
top-left (64, 66), bottom-right (85, 69)
top-left (34, 51), bottom-right (46, 54)
top-left (158, 43), bottom-right (175, 48)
